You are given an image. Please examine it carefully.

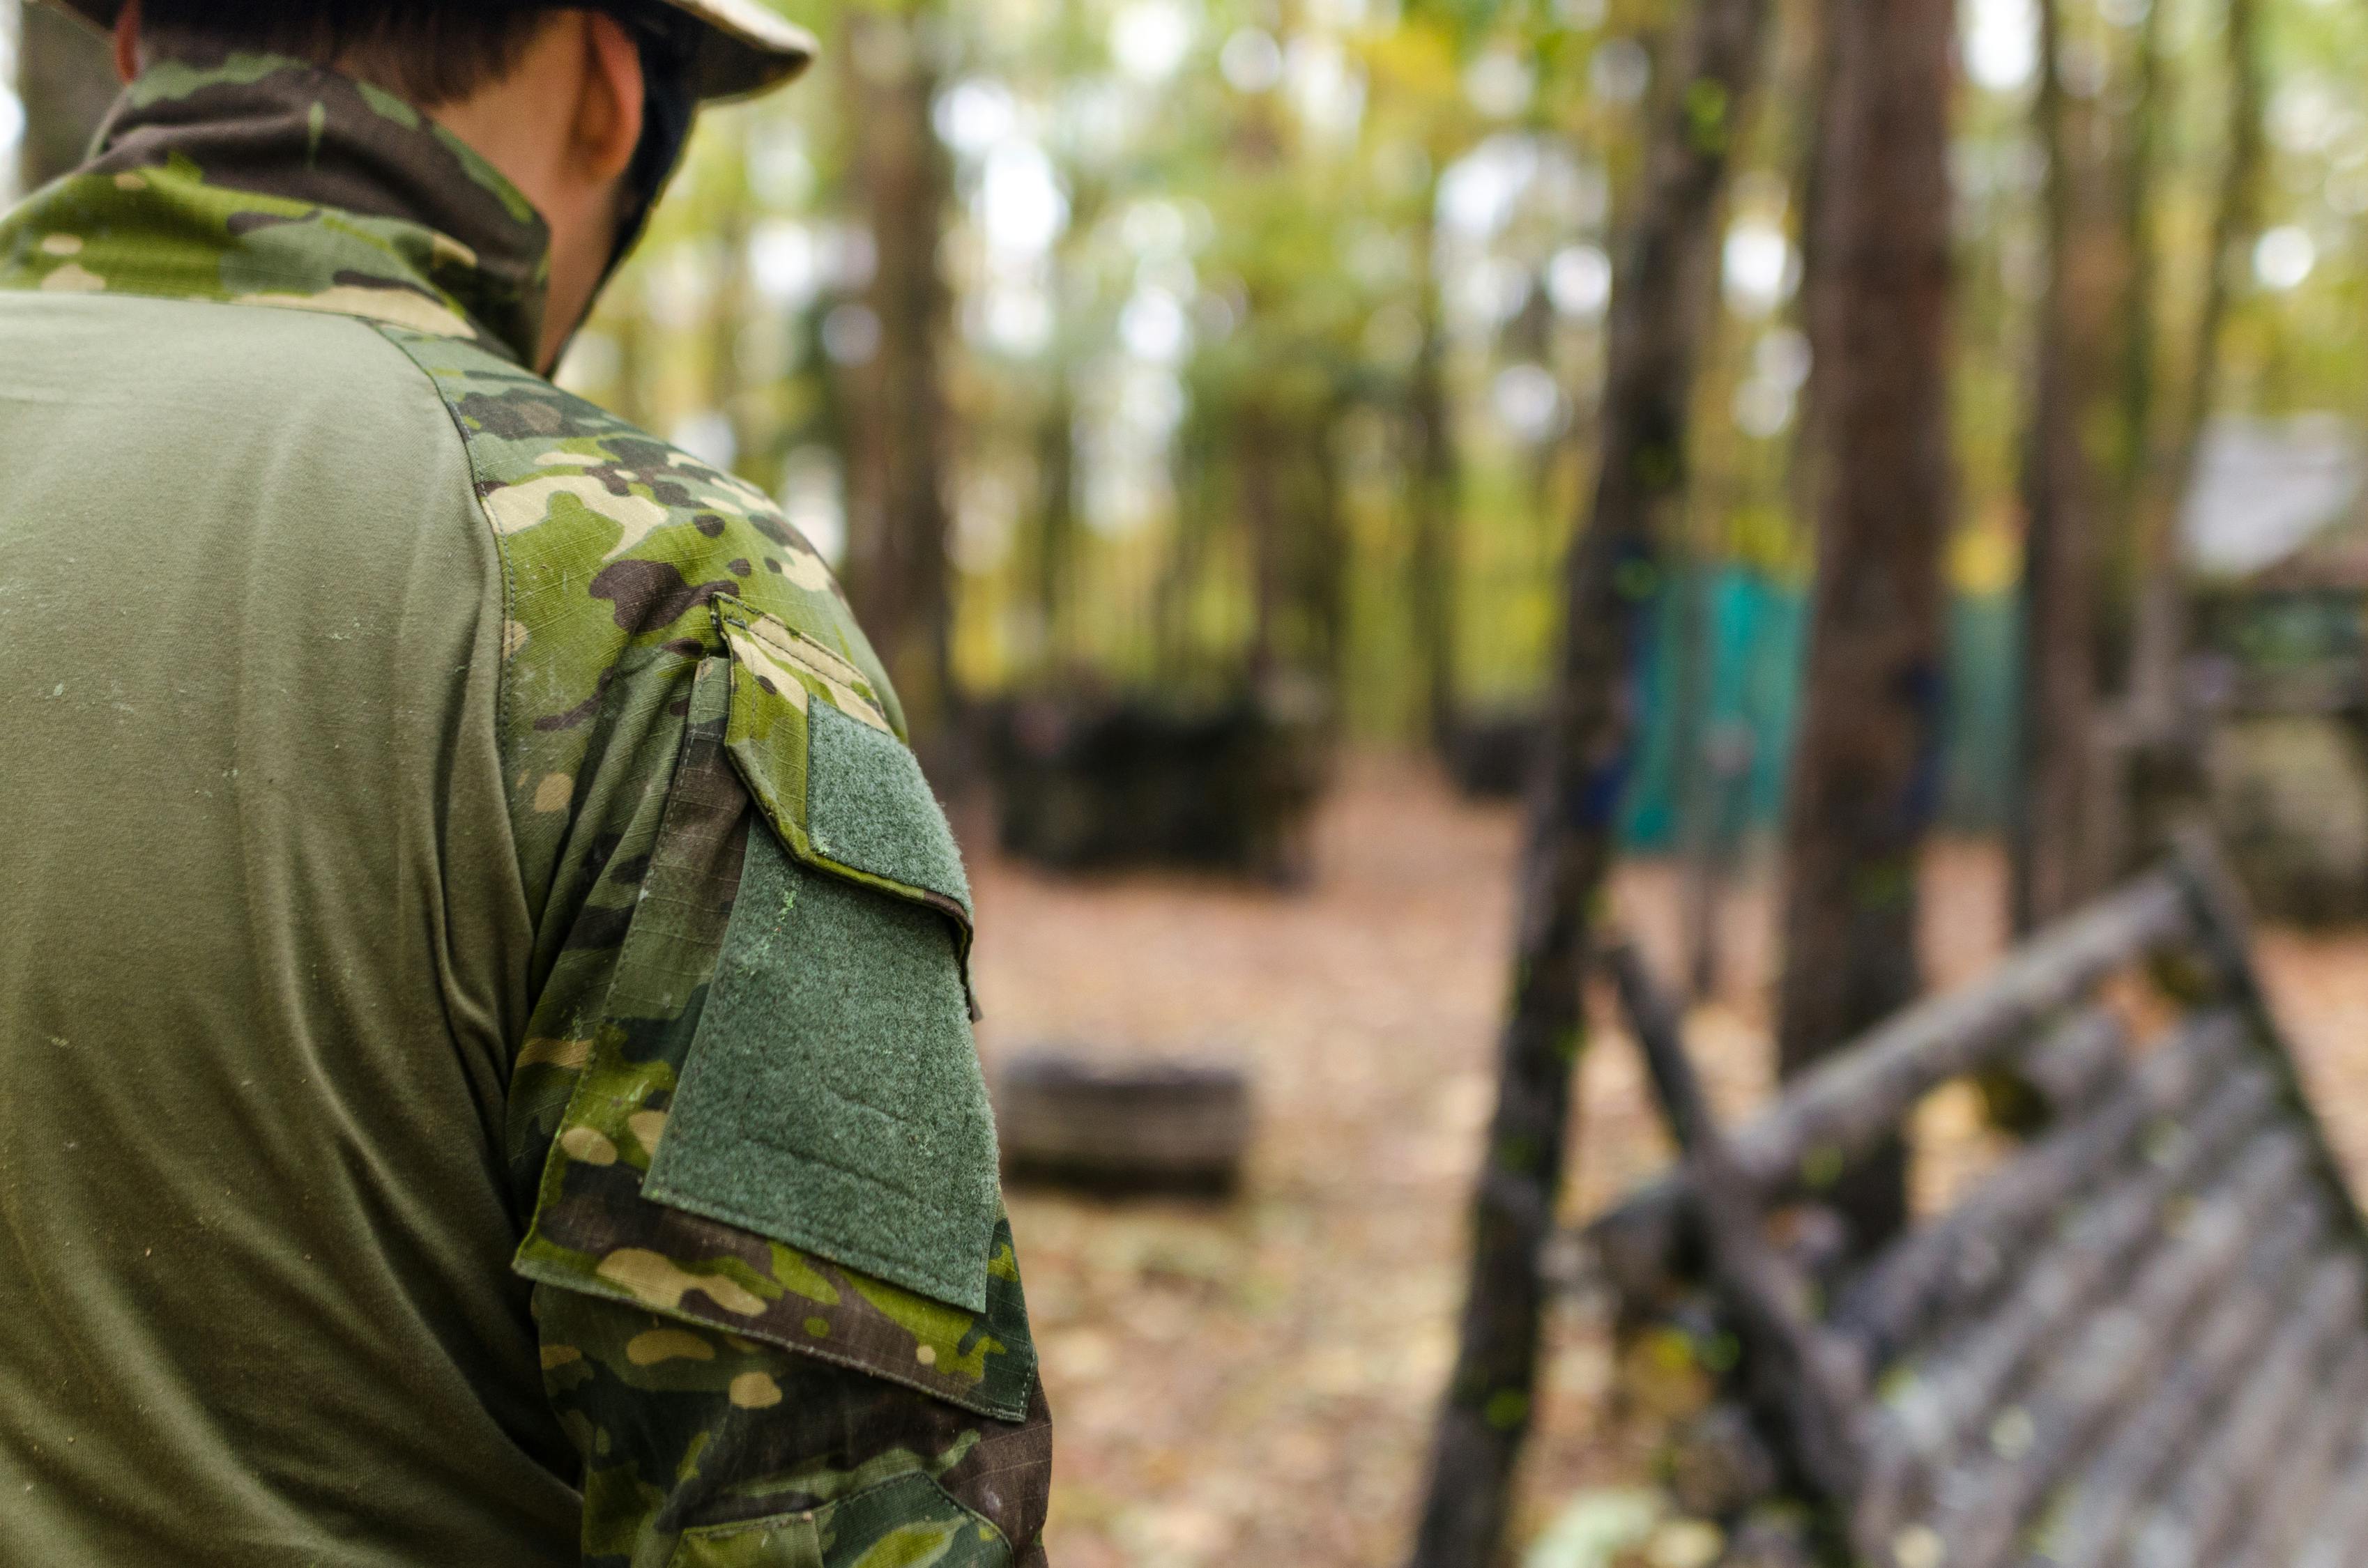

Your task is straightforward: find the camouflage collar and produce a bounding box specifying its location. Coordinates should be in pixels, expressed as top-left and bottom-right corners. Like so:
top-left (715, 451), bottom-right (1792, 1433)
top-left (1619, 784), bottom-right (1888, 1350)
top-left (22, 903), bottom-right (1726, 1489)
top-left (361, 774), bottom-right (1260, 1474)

top-left (0, 55), bottom-right (551, 365)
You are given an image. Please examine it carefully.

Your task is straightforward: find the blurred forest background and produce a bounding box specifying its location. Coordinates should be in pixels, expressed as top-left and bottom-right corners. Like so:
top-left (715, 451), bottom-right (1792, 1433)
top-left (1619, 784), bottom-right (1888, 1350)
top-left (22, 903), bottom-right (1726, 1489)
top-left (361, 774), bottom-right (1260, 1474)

top-left (18, 0), bottom-right (2368, 1563)
top-left (15, 0), bottom-right (2368, 873)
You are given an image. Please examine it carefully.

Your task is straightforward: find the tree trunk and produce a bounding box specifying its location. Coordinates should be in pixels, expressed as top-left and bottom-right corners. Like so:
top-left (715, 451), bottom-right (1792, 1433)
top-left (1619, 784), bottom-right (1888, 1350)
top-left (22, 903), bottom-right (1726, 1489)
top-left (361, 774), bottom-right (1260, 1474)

top-left (1308, 403), bottom-right (1351, 686)
top-left (1773, 0), bottom-right (1954, 1249)
top-left (1030, 374), bottom-right (1078, 673)
top-left (2010, 0), bottom-right (2102, 935)
top-left (17, 1), bottom-right (119, 192)
top-left (1242, 403), bottom-right (1284, 681)
top-left (1409, 209), bottom-right (1461, 746)
top-left (2120, 0), bottom-right (2263, 859)
top-left (1406, 0), bottom-right (1775, 1560)
top-left (840, 11), bottom-right (956, 744)
top-left (2111, 0), bottom-right (2169, 534)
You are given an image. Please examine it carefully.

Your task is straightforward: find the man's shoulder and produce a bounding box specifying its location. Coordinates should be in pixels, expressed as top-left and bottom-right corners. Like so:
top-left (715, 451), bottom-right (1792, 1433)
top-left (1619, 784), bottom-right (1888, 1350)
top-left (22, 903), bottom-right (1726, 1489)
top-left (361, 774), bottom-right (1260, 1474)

top-left (372, 324), bottom-right (898, 741)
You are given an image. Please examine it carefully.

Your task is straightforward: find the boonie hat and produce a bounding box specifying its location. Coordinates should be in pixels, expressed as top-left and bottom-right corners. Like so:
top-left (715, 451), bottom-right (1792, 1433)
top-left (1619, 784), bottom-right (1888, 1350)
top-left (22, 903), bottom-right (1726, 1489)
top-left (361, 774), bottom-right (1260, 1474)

top-left (40, 0), bottom-right (818, 101)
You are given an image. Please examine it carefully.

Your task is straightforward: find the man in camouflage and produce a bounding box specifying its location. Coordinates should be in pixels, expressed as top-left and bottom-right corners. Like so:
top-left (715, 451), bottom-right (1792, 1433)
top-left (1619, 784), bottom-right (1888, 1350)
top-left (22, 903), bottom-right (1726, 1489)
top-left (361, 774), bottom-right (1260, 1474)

top-left (0, 2), bottom-right (1051, 1563)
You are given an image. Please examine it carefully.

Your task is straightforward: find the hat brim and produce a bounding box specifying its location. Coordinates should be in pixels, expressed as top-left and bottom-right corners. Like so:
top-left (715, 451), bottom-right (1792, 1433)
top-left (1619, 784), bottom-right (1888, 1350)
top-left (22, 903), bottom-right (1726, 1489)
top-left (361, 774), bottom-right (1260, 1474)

top-left (36, 0), bottom-right (816, 102)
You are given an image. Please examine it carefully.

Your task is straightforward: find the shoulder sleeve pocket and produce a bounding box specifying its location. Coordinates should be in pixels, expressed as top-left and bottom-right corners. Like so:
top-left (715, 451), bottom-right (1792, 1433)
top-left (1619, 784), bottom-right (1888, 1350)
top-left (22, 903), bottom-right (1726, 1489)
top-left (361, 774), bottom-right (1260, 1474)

top-left (514, 645), bottom-right (1033, 1422)
top-left (641, 598), bottom-right (998, 1313)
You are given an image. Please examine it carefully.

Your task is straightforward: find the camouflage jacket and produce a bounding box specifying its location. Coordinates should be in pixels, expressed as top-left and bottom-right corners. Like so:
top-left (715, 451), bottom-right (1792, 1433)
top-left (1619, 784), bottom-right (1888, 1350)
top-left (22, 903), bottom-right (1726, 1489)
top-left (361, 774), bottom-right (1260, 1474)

top-left (0, 55), bottom-right (1048, 1568)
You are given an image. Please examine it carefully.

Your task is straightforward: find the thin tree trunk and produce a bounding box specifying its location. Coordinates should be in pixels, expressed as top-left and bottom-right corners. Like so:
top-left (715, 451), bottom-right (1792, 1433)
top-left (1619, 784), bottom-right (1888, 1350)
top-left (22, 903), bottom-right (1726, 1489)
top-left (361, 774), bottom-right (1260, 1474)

top-left (1156, 420), bottom-right (1216, 677)
top-left (2128, 0), bottom-right (2263, 735)
top-left (2112, 0), bottom-right (2169, 531)
top-left (1407, 0), bottom-right (1774, 1560)
top-left (1773, 0), bottom-right (1954, 1249)
top-left (1030, 374), bottom-right (1078, 673)
top-left (17, 1), bottom-right (119, 192)
top-left (1309, 403), bottom-right (1352, 687)
top-left (1783, 0), bottom-right (1844, 532)
top-left (2011, 0), bottom-right (2102, 934)
top-left (1242, 404), bottom-right (1283, 681)
top-left (1410, 207), bottom-right (1462, 746)
top-left (841, 10), bottom-right (956, 743)
top-left (2118, 0), bottom-right (2263, 873)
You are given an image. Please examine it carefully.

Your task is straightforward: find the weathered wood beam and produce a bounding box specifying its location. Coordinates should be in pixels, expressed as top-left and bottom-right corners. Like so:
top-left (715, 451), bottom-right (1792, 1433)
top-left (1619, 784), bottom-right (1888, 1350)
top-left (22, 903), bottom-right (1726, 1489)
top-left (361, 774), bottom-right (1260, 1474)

top-left (1886, 1164), bottom-right (2314, 1568)
top-left (1588, 872), bottom-right (2190, 1286)
top-left (1853, 1128), bottom-right (2307, 1550)
top-left (2221, 1332), bottom-right (2368, 1568)
top-left (2008, 1006), bottom-right (2130, 1121)
top-left (1610, 943), bottom-right (1868, 1509)
top-left (2109, 1254), bottom-right (2366, 1568)
top-left (1833, 1014), bottom-right (2247, 1358)
top-left (2291, 1413), bottom-right (2368, 1568)
top-left (2012, 1201), bottom-right (2326, 1568)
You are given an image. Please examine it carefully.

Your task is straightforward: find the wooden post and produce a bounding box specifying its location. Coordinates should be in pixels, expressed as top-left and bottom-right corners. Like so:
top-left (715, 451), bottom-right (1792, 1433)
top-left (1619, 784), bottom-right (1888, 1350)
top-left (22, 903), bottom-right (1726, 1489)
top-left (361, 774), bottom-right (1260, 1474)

top-left (1610, 944), bottom-right (1870, 1509)
top-left (1405, 1), bottom-right (1775, 1560)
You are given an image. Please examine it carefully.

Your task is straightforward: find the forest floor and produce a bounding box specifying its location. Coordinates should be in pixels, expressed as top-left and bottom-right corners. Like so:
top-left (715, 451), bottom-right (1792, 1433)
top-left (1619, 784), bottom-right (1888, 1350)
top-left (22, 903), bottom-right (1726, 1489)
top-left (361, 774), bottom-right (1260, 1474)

top-left (966, 754), bottom-right (2368, 1568)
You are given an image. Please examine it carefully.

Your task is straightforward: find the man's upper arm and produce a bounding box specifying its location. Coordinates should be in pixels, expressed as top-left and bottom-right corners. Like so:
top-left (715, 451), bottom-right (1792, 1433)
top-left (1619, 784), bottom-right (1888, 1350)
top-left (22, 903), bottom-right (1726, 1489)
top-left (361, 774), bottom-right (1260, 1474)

top-left (511, 647), bottom-right (1051, 1565)
top-left (370, 328), bottom-right (1055, 1565)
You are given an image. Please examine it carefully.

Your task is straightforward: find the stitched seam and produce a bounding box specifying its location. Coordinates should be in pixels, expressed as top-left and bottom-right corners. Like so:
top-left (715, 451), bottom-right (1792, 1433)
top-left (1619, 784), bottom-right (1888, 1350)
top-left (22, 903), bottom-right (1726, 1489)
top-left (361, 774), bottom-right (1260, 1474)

top-left (372, 323), bottom-right (519, 781)
top-left (372, 322), bottom-right (653, 1256)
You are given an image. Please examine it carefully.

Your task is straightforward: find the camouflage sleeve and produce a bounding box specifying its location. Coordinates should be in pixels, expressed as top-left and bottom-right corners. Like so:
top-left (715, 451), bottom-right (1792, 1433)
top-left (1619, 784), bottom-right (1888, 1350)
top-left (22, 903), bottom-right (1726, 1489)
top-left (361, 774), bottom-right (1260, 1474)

top-left (369, 325), bottom-right (1054, 1564)
top-left (535, 1282), bottom-right (1053, 1567)
top-left (507, 652), bottom-right (1053, 1566)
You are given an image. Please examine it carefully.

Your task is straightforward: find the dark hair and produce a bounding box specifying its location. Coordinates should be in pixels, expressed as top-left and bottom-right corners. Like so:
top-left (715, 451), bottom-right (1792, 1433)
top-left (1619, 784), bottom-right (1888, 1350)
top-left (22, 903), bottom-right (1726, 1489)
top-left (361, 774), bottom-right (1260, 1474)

top-left (139, 0), bottom-right (557, 107)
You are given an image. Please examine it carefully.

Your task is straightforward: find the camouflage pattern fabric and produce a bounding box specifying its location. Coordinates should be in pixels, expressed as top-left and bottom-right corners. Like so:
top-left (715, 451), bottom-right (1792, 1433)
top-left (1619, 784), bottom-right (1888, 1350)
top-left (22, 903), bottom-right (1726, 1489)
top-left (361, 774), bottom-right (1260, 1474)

top-left (0, 54), bottom-right (1050, 1567)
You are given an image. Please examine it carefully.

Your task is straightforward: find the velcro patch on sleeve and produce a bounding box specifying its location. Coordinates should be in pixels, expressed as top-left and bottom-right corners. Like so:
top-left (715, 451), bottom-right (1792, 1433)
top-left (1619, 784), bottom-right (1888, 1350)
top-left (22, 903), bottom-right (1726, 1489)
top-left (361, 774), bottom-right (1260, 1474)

top-left (642, 825), bottom-right (1002, 1312)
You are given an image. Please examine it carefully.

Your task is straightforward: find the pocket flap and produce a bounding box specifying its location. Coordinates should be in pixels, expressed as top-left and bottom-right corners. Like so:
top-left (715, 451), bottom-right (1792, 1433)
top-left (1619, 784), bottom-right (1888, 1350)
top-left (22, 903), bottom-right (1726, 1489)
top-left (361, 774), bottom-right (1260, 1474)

top-left (713, 597), bottom-right (972, 955)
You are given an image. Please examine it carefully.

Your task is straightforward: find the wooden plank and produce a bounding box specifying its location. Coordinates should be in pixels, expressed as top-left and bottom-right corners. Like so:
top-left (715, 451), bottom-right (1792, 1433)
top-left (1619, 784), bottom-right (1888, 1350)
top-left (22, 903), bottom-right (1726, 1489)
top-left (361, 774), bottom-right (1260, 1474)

top-left (1726, 870), bottom-right (2185, 1187)
top-left (2010, 1199), bottom-right (2327, 1568)
top-left (1587, 871), bottom-right (2190, 1289)
top-left (2109, 1253), bottom-right (2367, 1568)
top-left (1886, 1170), bottom-right (2319, 1568)
top-left (2292, 1413), bottom-right (2368, 1568)
top-left (2009, 1006), bottom-right (2132, 1121)
top-left (1852, 1128), bottom-right (2309, 1553)
top-left (1833, 1015), bottom-right (2250, 1358)
top-left (2224, 1330), bottom-right (2368, 1568)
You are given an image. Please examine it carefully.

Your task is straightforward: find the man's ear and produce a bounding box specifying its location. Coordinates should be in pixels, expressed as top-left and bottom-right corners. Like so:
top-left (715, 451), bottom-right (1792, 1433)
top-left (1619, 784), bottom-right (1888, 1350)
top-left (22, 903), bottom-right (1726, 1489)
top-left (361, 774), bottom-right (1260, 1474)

top-left (577, 13), bottom-right (646, 184)
top-left (112, 0), bottom-right (143, 84)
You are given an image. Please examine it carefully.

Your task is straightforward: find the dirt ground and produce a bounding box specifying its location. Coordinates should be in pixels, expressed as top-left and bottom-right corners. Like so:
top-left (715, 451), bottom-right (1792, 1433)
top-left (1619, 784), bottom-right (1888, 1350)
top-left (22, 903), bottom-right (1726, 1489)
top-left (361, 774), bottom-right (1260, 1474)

top-left (966, 755), bottom-right (2368, 1568)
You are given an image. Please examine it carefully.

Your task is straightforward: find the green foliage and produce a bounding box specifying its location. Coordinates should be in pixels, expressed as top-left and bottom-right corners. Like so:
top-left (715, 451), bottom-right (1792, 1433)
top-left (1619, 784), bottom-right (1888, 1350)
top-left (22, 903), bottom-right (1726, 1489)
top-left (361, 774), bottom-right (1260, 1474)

top-left (552, 0), bottom-right (2368, 744)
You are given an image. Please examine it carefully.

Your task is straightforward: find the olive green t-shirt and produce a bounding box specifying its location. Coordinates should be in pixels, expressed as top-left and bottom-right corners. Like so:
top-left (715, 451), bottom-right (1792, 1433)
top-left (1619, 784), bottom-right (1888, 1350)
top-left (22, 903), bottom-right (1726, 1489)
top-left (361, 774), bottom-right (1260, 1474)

top-left (0, 291), bottom-right (581, 1560)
